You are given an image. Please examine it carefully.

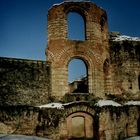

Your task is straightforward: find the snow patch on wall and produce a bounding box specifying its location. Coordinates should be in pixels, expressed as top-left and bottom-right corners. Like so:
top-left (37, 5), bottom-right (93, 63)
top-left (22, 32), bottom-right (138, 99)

top-left (124, 101), bottom-right (140, 106)
top-left (53, 2), bottom-right (65, 6)
top-left (112, 35), bottom-right (140, 42)
top-left (37, 100), bottom-right (140, 109)
top-left (95, 100), bottom-right (122, 107)
top-left (38, 103), bottom-right (64, 109)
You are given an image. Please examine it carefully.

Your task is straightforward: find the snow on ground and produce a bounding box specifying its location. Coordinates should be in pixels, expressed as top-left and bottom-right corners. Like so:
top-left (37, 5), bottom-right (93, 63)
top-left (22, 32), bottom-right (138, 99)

top-left (38, 103), bottom-right (64, 109)
top-left (112, 35), bottom-right (140, 42)
top-left (95, 100), bottom-right (122, 107)
top-left (124, 101), bottom-right (140, 106)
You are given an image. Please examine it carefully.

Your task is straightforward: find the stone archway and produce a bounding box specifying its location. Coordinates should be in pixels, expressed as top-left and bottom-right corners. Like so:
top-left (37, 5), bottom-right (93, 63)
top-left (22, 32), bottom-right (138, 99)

top-left (49, 45), bottom-right (97, 98)
top-left (66, 112), bottom-right (93, 139)
top-left (59, 104), bottom-right (98, 139)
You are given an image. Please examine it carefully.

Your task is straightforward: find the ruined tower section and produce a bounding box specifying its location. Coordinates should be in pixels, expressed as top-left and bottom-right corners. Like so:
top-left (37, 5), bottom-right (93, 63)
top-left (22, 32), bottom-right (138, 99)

top-left (46, 1), bottom-right (111, 99)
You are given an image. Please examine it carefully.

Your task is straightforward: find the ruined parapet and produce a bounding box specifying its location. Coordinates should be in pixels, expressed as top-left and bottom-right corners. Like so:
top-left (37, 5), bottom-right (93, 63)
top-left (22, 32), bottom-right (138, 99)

top-left (109, 34), bottom-right (140, 100)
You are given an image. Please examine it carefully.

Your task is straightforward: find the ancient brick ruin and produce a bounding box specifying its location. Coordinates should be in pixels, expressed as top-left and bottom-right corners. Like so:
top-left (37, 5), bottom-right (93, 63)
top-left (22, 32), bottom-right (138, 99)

top-left (0, 1), bottom-right (140, 140)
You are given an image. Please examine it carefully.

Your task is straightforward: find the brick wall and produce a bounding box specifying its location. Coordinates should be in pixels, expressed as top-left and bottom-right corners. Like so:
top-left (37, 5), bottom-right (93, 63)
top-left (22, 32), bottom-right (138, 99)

top-left (46, 1), bottom-right (110, 99)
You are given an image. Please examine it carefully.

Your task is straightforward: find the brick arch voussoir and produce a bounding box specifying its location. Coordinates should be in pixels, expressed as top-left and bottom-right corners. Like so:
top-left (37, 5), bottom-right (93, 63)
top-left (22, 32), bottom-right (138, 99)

top-left (64, 105), bottom-right (95, 118)
top-left (55, 46), bottom-right (99, 69)
top-left (63, 3), bottom-right (89, 18)
top-left (46, 49), bottom-right (55, 62)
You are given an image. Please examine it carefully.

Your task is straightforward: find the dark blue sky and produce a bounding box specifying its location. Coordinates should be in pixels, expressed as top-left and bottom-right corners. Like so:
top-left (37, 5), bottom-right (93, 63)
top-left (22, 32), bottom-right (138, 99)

top-left (0, 0), bottom-right (140, 60)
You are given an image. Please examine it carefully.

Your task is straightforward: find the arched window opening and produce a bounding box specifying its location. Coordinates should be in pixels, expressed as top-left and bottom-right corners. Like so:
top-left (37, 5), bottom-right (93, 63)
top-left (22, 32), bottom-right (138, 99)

top-left (100, 14), bottom-right (106, 32)
top-left (67, 12), bottom-right (86, 40)
top-left (139, 75), bottom-right (140, 90)
top-left (103, 59), bottom-right (110, 93)
top-left (100, 16), bottom-right (105, 32)
top-left (68, 58), bottom-right (88, 93)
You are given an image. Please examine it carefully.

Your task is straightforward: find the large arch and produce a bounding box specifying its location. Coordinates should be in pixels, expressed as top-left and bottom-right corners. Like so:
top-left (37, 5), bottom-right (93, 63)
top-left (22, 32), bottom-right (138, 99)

top-left (52, 45), bottom-right (98, 96)
top-left (62, 104), bottom-right (97, 139)
top-left (66, 55), bottom-right (93, 94)
top-left (49, 42), bottom-right (107, 98)
top-left (66, 112), bottom-right (93, 138)
top-left (66, 55), bottom-right (94, 94)
top-left (68, 58), bottom-right (88, 93)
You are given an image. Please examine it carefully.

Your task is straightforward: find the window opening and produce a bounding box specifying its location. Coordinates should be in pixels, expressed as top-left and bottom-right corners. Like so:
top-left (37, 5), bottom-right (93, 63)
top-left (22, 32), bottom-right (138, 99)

top-left (139, 75), bottom-right (140, 90)
top-left (68, 58), bottom-right (88, 93)
top-left (67, 12), bottom-right (85, 40)
top-left (100, 16), bottom-right (105, 31)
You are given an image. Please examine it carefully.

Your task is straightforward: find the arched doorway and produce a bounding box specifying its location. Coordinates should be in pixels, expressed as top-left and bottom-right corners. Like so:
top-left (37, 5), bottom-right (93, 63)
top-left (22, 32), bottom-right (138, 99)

top-left (66, 112), bottom-right (93, 139)
top-left (68, 58), bottom-right (88, 93)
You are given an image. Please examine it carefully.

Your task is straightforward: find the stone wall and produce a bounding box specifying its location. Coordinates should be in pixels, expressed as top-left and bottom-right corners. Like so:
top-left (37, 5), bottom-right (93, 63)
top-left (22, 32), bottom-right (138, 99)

top-left (0, 106), bottom-right (38, 135)
top-left (60, 104), bottom-right (140, 140)
top-left (109, 40), bottom-right (140, 100)
top-left (0, 105), bottom-right (63, 140)
top-left (0, 104), bottom-right (139, 140)
top-left (99, 106), bottom-right (140, 140)
top-left (0, 57), bottom-right (51, 106)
